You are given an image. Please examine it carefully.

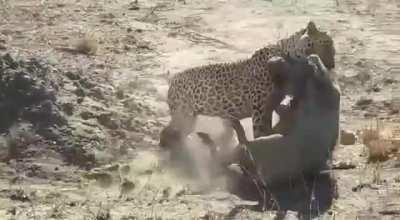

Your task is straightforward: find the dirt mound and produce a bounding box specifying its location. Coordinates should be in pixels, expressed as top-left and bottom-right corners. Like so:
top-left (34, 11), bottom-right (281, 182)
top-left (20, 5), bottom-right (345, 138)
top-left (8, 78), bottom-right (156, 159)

top-left (0, 53), bottom-right (66, 135)
top-left (0, 53), bottom-right (97, 167)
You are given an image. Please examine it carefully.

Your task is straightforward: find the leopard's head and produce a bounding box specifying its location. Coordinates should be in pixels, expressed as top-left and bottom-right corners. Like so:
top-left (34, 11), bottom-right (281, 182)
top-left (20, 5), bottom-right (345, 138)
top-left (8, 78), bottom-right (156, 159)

top-left (296, 21), bottom-right (336, 69)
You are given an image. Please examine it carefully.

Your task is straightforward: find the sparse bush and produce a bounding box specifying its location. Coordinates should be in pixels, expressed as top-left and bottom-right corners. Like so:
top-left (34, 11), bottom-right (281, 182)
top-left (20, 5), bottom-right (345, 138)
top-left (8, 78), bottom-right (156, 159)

top-left (361, 127), bottom-right (380, 146)
top-left (2, 123), bottom-right (38, 161)
top-left (362, 121), bottom-right (400, 163)
top-left (366, 139), bottom-right (393, 162)
top-left (76, 32), bottom-right (98, 55)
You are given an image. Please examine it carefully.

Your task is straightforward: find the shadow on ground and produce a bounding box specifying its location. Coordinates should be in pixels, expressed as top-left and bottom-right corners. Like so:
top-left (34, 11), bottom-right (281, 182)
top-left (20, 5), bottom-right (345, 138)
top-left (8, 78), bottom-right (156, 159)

top-left (228, 170), bottom-right (336, 218)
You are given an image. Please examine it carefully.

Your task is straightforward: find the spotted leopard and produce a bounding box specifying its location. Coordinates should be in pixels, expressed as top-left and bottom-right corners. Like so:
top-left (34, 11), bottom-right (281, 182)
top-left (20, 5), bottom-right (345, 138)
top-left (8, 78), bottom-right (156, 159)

top-left (160, 21), bottom-right (335, 149)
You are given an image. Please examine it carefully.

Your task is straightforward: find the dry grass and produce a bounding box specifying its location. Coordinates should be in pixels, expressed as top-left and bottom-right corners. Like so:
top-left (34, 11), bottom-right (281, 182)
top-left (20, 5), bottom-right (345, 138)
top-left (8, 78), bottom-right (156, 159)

top-left (75, 32), bottom-right (98, 55)
top-left (361, 120), bottom-right (400, 163)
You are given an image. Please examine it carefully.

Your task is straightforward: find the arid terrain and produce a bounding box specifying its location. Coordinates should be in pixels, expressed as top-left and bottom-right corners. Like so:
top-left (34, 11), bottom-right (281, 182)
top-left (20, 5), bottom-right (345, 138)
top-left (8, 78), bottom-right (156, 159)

top-left (0, 0), bottom-right (400, 219)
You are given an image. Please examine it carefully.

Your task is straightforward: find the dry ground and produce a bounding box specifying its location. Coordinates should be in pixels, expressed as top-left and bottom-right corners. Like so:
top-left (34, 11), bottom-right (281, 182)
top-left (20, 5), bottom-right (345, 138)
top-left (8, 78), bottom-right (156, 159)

top-left (0, 0), bottom-right (400, 219)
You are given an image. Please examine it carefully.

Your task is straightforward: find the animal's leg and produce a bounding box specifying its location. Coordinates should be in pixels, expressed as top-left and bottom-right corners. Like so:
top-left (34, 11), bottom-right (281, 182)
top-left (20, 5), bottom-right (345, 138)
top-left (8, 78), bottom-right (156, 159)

top-left (213, 118), bottom-right (248, 149)
top-left (253, 86), bottom-right (286, 138)
top-left (228, 118), bottom-right (249, 144)
top-left (196, 131), bottom-right (243, 168)
top-left (196, 118), bottom-right (248, 161)
top-left (252, 108), bottom-right (273, 139)
top-left (169, 111), bottom-right (197, 139)
top-left (159, 111), bottom-right (197, 149)
top-left (196, 132), bottom-right (217, 155)
top-left (272, 97), bottom-right (298, 135)
top-left (215, 119), bottom-right (237, 148)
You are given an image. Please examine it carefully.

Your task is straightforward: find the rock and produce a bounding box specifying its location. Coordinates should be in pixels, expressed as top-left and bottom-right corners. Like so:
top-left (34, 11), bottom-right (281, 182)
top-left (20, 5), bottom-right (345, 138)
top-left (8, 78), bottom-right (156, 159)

top-left (390, 109), bottom-right (399, 115)
top-left (383, 78), bottom-right (397, 85)
top-left (65, 71), bottom-right (81, 81)
top-left (79, 77), bottom-right (96, 89)
top-left (38, 127), bottom-right (63, 142)
top-left (355, 60), bottom-right (365, 67)
top-left (77, 97), bottom-right (84, 104)
top-left (283, 211), bottom-right (300, 220)
top-left (74, 84), bottom-right (86, 97)
top-left (88, 87), bottom-right (106, 100)
top-left (340, 130), bottom-right (357, 145)
top-left (383, 98), bottom-right (400, 115)
top-left (61, 102), bottom-right (75, 116)
top-left (332, 161), bottom-right (356, 170)
top-left (367, 84), bottom-right (381, 92)
top-left (128, 1), bottom-right (140, 10)
top-left (0, 137), bottom-right (8, 161)
top-left (62, 143), bottom-right (96, 168)
top-left (0, 53), bottom-right (64, 132)
top-left (356, 97), bottom-right (373, 107)
top-left (364, 112), bottom-right (377, 118)
top-left (116, 88), bottom-right (125, 99)
top-left (97, 113), bottom-right (120, 129)
top-left (80, 111), bottom-right (95, 120)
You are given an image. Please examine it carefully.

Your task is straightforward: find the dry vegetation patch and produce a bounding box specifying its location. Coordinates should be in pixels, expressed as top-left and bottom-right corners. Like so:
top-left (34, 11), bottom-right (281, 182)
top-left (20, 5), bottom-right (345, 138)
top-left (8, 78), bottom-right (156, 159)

top-left (362, 121), bottom-right (400, 162)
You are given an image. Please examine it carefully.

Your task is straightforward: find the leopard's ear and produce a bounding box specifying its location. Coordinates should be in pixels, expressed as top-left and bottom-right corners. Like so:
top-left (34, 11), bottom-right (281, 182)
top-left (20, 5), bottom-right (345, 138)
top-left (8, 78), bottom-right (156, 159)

top-left (306, 21), bottom-right (318, 35)
top-left (267, 56), bottom-right (289, 88)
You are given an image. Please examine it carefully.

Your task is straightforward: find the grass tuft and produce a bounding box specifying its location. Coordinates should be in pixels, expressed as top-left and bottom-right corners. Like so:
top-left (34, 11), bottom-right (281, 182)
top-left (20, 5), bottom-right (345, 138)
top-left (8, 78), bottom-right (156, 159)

top-left (76, 32), bottom-right (98, 55)
top-left (361, 121), bottom-right (400, 163)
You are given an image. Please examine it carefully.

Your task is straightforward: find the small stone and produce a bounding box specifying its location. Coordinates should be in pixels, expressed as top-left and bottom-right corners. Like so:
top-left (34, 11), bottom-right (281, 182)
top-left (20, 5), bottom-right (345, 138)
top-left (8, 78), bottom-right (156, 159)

top-left (364, 112), bottom-right (377, 118)
top-left (340, 130), bottom-right (357, 145)
top-left (74, 85), bottom-right (86, 97)
top-left (283, 210), bottom-right (300, 220)
top-left (383, 78), bottom-right (397, 85)
top-left (332, 161), bottom-right (356, 170)
top-left (97, 113), bottom-right (120, 129)
top-left (116, 89), bottom-right (124, 99)
top-left (124, 45), bottom-right (131, 51)
top-left (372, 86), bottom-right (381, 92)
top-left (128, 4), bottom-right (140, 10)
top-left (62, 103), bottom-right (75, 116)
top-left (367, 84), bottom-right (381, 93)
top-left (356, 98), bottom-right (373, 107)
top-left (77, 97), bottom-right (84, 104)
top-left (390, 109), bottom-right (399, 115)
top-left (65, 71), bottom-right (81, 80)
top-left (80, 111), bottom-right (95, 120)
top-left (355, 60), bottom-right (365, 67)
top-left (79, 78), bottom-right (95, 89)
top-left (89, 87), bottom-right (106, 100)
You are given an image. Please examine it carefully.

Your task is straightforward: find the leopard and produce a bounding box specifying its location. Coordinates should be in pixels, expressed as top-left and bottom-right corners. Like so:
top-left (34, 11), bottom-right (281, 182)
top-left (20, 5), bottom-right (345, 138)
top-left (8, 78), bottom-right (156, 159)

top-left (160, 21), bottom-right (335, 150)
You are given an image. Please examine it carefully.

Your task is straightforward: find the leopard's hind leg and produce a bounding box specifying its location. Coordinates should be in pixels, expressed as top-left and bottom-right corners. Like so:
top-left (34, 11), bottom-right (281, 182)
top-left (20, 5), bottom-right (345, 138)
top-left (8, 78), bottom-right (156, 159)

top-left (207, 118), bottom-right (249, 152)
top-left (159, 109), bottom-right (197, 149)
top-left (197, 118), bottom-right (248, 165)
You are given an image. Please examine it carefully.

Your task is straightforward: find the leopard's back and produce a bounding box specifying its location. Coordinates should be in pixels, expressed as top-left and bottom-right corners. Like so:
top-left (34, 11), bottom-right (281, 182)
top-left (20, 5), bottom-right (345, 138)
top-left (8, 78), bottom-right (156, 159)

top-left (167, 59), bottom-right (271, 119)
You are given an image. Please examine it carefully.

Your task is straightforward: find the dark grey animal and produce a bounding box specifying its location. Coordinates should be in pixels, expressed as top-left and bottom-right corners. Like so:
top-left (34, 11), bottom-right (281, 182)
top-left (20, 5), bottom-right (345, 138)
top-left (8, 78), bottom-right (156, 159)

top-left (220, 54), bottom-right (341, 186)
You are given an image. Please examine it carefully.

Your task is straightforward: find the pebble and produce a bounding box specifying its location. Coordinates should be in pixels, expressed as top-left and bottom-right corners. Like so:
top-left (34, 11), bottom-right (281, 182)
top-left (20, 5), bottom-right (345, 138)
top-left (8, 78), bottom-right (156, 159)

top-left (340, 129), bottom-right (357, 145)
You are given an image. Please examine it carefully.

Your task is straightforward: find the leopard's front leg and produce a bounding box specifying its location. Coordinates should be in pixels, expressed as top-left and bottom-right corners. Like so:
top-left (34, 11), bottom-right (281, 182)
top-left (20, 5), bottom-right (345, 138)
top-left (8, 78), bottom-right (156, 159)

top-left (252, 87), bottom-right (286, 138)
top-left (252, 108), bottom-right (273, 139)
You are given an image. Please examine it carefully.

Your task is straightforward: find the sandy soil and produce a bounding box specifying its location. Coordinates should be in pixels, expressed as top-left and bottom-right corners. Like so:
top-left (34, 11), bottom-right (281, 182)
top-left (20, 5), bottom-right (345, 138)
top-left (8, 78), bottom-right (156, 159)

top-left (0, 0), bottom-right (400, 219)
